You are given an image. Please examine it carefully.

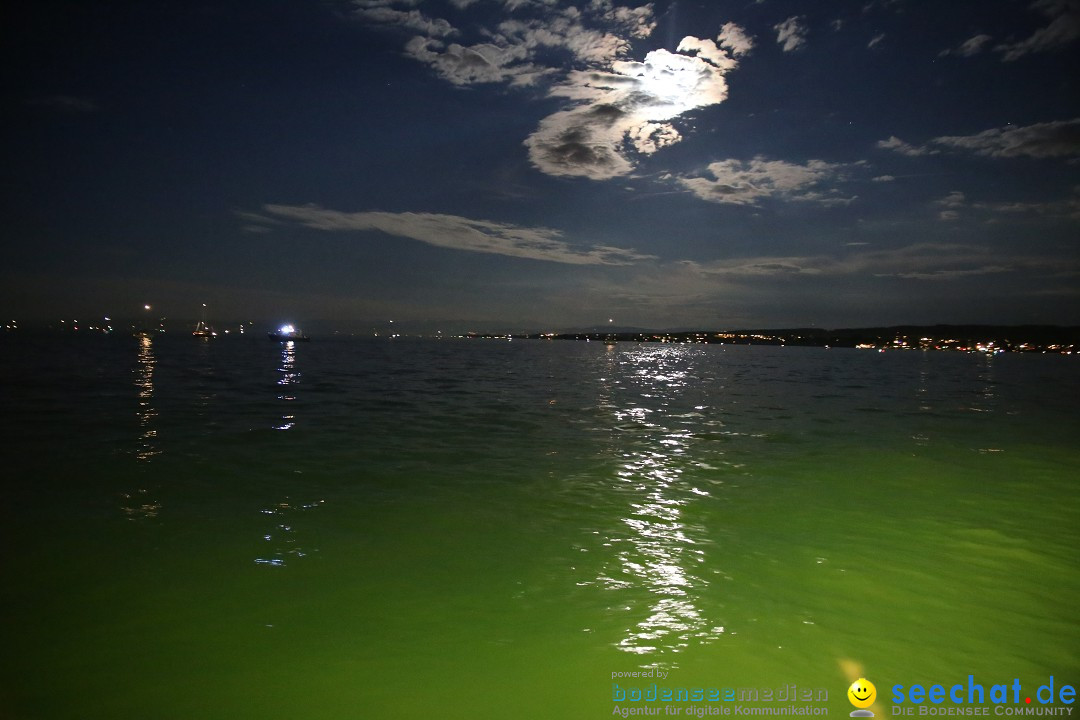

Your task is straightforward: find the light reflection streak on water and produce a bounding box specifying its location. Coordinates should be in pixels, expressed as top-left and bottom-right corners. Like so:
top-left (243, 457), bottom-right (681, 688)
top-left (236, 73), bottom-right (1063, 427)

top-left (123, 334), bottom-right (162, 519)
top-left (973, 352), bottom-right (996, 414)
top-left (973, 354), bottom-right (1006, 453)
top-left (597, 345), bottom-right (724, 658)
top-left (258, 343), bottom-right (321, 566)
top-left (255, 498), bottom-right (325, 567)
top-left (275, 341), bottom-right (298, 430)
top-left (192, 337), bottom-right (216, 415)
top-left (134, 334), bottom-right (160, 462)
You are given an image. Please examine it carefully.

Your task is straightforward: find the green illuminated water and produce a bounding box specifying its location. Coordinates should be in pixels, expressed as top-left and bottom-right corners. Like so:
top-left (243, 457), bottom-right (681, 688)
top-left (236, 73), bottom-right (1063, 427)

top-left (1, 336), bottom-right (1077, 718)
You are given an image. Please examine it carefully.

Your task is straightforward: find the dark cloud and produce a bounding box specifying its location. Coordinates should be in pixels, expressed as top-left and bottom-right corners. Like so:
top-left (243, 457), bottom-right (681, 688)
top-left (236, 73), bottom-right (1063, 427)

top-left (879, 119), bottom-right (1080, 159)
top-left (677, 157), bottom-right (858, 206)
top-left (254, 205), bottom-right (657, 265)
top-left (933, 118), bottom-right (1080, 159)
top-left (26, 95), bottom-right (100, 113)
top-left (774, 16), bottom-right (808, 52)
top-left (939, 33), bottom-right (993, 57)
top-left (997, 0), bottom-right (1080, 60)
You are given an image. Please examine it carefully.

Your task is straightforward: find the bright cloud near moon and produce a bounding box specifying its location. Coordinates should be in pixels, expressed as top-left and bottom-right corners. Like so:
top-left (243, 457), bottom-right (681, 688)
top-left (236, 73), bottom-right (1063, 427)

top-left (524, 36), bottom-right (739, 180)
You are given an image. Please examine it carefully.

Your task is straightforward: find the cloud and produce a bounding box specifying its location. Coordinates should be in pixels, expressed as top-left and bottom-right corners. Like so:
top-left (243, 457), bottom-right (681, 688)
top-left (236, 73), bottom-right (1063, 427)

top-left (867, 33), bottom-right (885, 49)
top-left (891, 266), bottom-right (1011, 280)
top-left (491, 15), bottom-right (638, 68)
top-left (669, 35), bottom-right (737, 70)
top-left (877, 119), bottom-right (1080, 159)
top-left (254, 204), bottom-right (656, 265)
top-left (997, 0), bottom-right (1080, 61)
top-left (939, 33), bottom-right (993, 57)
top-left (355, 1), bottom-right (657, 86)
top-left (935, 191), bottom-right (967, 208)
top-left (591, 0), bottom-right (658, 40)
top-left (862, 0), bottom-right (905, 12)
top-left (352, 1), bottom-right (752, 181)
top-left (932, 118), bottom-right (1080, 159)
top-left (718, 22), bottom-right (754, 56)
top-left (933, 190), bottom-right (968, 223)
top-left (843, 243), bottom-right (1041, 281)
top-left (628, 122), bottom-right (682, 154)
top-left (690, 257), bottom-right (826, 276)
top-left (929, 188), bottom-right (1080, 222)
top-left (774, 16), bottom-right (808, 52)
top-left (980, 194), bottom-right (1080, 220)
top-left (575, 241), bottom-right (1080, 328)
top-left (552, 240), bottom-right (1052, 327)
top-left (352, 3), bottom-right (457, 37)
top-left (876, 135), bottom-right (936, 156)
top-left (404, 37), bottom-right (548, 85)
top-left (927, 5), bottom-right (1080, 70)
top-left (26, 95), bottom-right (100, 113)
top-left (871, 175), bottom-right (895, 182)
top-left (524, 39), bottom-right (736, 179)
top-left (951, 187), bottom-right (1080, 221)
top-left (680, 243), bottom-right (1041, 282)
top-left (676, 156), bottom-right (857, 206)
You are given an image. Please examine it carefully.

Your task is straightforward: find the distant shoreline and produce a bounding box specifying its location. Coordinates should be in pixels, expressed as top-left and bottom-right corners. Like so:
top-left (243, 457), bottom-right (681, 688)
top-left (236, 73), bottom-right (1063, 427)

top-left (5, 323), bottom-right (1078, 354)
top-left (467, 325), bottom-right (1080, 354)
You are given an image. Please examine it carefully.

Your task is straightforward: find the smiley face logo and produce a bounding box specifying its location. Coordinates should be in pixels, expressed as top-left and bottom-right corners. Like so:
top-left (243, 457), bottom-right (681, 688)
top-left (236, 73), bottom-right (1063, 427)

top-left (848, 678), bottom-right (876, 709)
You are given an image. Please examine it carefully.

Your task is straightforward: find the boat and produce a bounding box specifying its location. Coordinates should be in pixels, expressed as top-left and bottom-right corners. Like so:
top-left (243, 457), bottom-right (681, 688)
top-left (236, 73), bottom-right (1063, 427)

top-left (268, 324), bottom-right (310, 342)
top-left (193, 304), bottom-right (217, 338)
top-left (192, 320), bottom-right (217, 338)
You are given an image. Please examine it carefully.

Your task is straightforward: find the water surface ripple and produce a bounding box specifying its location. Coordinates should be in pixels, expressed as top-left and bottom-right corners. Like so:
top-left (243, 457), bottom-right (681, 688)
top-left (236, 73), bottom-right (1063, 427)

top-left (1, 335), bottom-right (1077, 718)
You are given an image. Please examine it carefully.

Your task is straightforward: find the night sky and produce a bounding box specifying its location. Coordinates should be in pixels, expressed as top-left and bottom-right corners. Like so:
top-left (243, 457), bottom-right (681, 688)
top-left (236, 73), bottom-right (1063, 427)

top-left (4, 0), bottom-right (1079, 332)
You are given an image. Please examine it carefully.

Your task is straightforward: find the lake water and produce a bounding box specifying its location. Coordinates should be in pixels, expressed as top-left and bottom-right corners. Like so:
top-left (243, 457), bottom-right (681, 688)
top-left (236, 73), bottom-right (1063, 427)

top-left (1, 334), bottom-right (1077, 719)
